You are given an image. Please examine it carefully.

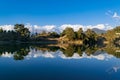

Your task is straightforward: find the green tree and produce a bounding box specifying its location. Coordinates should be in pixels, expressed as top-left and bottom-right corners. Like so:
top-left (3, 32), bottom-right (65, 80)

top-left (49, 32), bottom-right (60, 38)
top-left (14, 24), bottom-right (30, 41)
top-left (114, 26), bottom-right (120, 33)
top-left (64, 27), bottom-right (75, 40)
top-left (77, 28), bottom-right (85, 40)
top-left (85, 29), bottom-right (97, 44)
top-left (0, 28), bottom-right (3, 33)
top-left (60, 29), bottom-right (66, 37)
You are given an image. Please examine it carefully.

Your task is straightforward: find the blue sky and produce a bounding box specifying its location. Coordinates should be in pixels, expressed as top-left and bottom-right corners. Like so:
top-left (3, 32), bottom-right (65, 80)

top-left (0, 0), bottom-right (120, 26)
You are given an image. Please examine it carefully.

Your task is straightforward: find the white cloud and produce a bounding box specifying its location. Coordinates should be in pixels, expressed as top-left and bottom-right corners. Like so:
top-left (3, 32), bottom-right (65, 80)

top-left (59, 24), bottom-right (85, 32)
top-left (86, 24), bottom-right (113, 30)
top-left (113, 12), bottom-right (120, 19)
top-left (106, 11), bottom-right (120, 24)
top-left (32, 24), bottom-right (113, 33)
top-left (106, 10), bottom-right (113, 17)
top-left (0, 25), bottom-right (14, 31)
top-left (25, 23), bottom-right (58, 33)
top-left (0, 23), bottom-right (113, 34)
top-left (112, 12), bottom-right (120, 24)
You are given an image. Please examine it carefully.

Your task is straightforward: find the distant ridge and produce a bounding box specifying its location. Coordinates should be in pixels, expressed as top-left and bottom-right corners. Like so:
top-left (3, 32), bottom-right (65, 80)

top-left (92, 28), bottom-right (106, 34)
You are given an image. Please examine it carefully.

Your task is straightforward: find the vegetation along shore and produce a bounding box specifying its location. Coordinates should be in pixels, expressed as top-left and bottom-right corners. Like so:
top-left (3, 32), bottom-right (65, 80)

top-left (0, 24), bottom-right (120, 46)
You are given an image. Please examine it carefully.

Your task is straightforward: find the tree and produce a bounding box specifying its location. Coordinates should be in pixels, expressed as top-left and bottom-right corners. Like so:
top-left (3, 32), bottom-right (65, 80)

top-left (60, 29), bottom-right (66, 37)
top-left (64, 27), bottom-right (75, 40)
top-left (14, 24), bottom-right (30, 41)
top-left (114, 26), bottom-right (120, 33)
top-left (49, 32), bottom-right (60, 38)
top-left (0, 28), bottom-right (3, 33)
top-left (105, 30), bottom-right (115, 42)
top-left (77, 28), bottom-right (84, 40)
top-left (85, 29), bottom-right (97, 44)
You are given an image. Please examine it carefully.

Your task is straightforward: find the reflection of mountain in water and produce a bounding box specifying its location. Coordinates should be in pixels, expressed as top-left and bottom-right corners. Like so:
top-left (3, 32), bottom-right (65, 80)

top-left (0, 44), bottom-right (119, 60)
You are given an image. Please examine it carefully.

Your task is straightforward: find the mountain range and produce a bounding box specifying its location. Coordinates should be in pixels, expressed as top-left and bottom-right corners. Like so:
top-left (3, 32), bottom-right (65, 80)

top-left (92, 28), bottom-right (106, 34)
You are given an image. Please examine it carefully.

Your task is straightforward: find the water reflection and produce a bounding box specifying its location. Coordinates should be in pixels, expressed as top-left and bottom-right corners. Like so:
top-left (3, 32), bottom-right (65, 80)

top-left (0, 44), bottom-right (30, 60)
top-left (0, 44), bottom-right (119, 60)
top-left (0, 44), bottom-right (120, 80)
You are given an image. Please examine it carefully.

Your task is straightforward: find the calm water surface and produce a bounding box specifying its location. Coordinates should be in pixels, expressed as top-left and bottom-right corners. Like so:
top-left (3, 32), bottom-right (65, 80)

top-left (0, 44), bottom-right (120, 80)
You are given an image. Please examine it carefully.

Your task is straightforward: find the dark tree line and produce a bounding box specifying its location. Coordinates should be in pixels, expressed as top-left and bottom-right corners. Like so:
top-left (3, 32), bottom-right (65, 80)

top-left (60, 27), bottom-right (98, 45)
top-left (0, 43), bottom-right (120, 60)
top-left (0, 24), bottom-right (120, 45)
top-left (60, 26), bottom-right (120, 45)
top-left (0, 24), bottom-right (30, 42)
top-left (0, 44), bottom-right (30, 60)
top-left (0, 24), bottom-right (60, 42)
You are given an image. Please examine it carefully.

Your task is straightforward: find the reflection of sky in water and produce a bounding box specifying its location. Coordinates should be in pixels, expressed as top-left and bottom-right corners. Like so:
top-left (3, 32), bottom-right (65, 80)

top-left (107, 66), bottom-right (120, 73)
top-left (0, 49), bottom-right (120, 80)
top-left (1, 48), bottom-right (120, 74)
top-left (1, 49), bottom-right (114, 61)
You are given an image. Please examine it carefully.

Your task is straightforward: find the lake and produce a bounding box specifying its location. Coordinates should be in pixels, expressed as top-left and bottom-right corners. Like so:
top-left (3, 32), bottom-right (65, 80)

top-left (0, 44), bottom-right (120, 80)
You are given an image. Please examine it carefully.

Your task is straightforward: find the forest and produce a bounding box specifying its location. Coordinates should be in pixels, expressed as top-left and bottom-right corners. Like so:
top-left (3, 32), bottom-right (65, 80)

top-left (0, 43), bottom-right (120, 60)
top-left (0, 24), bottom-right (120, 45)
top-left (0, 24), bottom-right (120, 60)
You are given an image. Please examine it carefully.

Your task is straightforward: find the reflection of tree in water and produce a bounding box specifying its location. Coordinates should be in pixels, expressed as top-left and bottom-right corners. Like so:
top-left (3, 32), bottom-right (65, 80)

top-left (62, 45), bottom-right (75, 57)
top-left (0, 45), bottom-right (18, 56)
top-left (104, 44), bottom-right (120, 58)
top-left (77, 45), bottom-right (86, 56)
top-left (59, 44), bottom-right (120, 58)
top-left (77, 47), bottom-right (82, 56)
top-left (0, 43), bottom-right (120, 60)
top-left (60, 44), bottom-right (99, 57)
top-left (0, 44), bottom-right (30, 60)
top-left (114, 37), bottom-right (120, 46)
top-left (14, 48), bottom-right (30, 60)
top-left (31, 45), bottom-right (60, 52)
top-left (85, 45), bottom-right (98, 56)
top-left (0, 44), bottom-right (61, 60)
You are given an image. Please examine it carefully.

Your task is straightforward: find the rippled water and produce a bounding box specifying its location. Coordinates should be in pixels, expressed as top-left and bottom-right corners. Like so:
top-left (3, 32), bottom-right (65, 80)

top-left (0, 44), bottom-right (120, 80)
